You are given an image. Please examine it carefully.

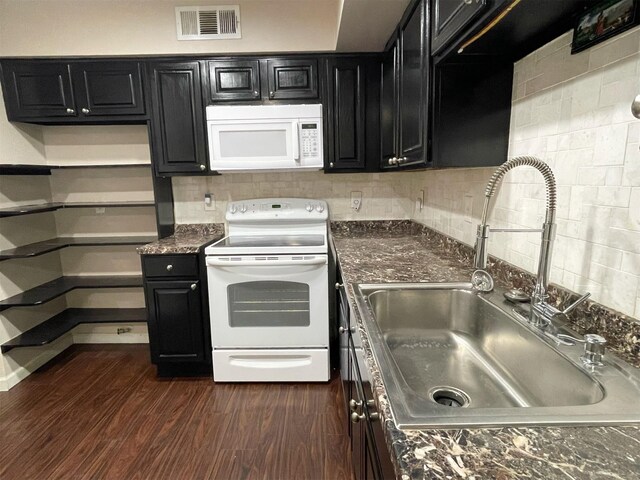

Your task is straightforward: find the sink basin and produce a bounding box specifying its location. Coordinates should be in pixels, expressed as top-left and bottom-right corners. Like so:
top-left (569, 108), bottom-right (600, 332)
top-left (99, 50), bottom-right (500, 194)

top-left (353, 283), bottom-right (640, 428)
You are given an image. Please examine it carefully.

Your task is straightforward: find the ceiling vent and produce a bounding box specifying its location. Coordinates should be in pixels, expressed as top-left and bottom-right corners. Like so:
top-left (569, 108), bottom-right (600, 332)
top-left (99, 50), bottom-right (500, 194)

top-left (175, 6), bottom-right (241, 40)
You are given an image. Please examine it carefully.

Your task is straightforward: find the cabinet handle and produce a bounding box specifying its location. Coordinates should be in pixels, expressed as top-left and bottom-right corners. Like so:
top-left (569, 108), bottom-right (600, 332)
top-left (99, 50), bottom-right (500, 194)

top-left (66, 108), bottom-right (75, 114)
top-left (81, 107), bottom-right (90, 114)
top-left (270, 91), bottom-right (275, 98)
top-left (349, 399), bottom-right (362, 411)
top-left (388, 157), bottom-right (397, 165)
top-left (329, 162), bottom-right (334, 168)
top-left (253, 90), bottom-right (259, 96)
top-left (351, 411), bottom-right (365, 423)
top-left (166, 264), bottom-right (173, 272)
top-left (335, 282), bottom-right (343, 290)
top-left (191, 283), bottom-right (197, 291)
top-left (338, 326), bottom-right (347, 334)
top-left (463, 0), bottom-right (472, 4)
top-left (199, 164), bottom-right (206, 171)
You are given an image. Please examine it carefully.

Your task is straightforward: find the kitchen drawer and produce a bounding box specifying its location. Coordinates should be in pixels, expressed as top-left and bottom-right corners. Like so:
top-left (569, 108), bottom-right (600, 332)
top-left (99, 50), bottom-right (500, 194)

top-left (142, 255), bottom-right (198, 278)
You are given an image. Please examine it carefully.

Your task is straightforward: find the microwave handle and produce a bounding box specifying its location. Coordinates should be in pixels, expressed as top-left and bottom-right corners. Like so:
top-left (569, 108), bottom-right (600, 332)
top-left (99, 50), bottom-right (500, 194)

top-left (292, 121), bottom-right (300, 161)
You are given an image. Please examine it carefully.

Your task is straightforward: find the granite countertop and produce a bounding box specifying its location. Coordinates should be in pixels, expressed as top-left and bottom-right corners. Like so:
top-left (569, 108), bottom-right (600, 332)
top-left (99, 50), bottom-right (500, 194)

top-left (332, 220), bottom-right (640, 480)
top-left (136, 223), bottom-right (225, 255)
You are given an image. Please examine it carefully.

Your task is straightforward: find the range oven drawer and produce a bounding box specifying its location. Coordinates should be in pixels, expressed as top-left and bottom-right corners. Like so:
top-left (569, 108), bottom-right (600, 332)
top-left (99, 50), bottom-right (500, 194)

top-left (143, 255), bottom-right (199, 278)
top-left (213, 348), bottom-right (329, 382)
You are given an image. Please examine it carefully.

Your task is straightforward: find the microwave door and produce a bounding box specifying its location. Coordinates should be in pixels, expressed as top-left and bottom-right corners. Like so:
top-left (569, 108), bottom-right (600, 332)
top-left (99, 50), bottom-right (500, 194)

top-left (209, 120), bottom-right (298, 171)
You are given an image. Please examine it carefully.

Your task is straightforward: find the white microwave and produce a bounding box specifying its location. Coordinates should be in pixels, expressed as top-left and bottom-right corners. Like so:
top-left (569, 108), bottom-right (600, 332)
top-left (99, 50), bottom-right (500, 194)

top-left (206, 104), bottom-right (324, 172)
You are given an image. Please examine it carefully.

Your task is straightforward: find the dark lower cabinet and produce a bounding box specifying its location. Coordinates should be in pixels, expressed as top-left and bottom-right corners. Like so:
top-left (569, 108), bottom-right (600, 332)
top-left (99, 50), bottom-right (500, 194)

top-left (147, 61), bottom-right (209, 175)
top-left (142, 253), bottom-right (211, 376)
top-left (0, 60), bottom-right (146, 122)
top-left (338, 281), bottom-right (395, 480)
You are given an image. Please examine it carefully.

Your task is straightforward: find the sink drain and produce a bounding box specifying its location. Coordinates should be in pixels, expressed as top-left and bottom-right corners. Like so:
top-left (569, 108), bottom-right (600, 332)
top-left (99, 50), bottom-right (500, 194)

top-left (429, 387), bottom-right (470, 408)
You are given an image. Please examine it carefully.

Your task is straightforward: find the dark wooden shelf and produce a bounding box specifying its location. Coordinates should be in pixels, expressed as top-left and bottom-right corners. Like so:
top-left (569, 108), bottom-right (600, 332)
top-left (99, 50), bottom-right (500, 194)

top-left (0, 164), bottom-right (53, 175)
top-left (0, 201), bottom-right (155, 218)
top-left (0, 307), bottom-right (147, 353)
top-left (0, 236), bottom-right (157, 261)
top-left (0, 163), bottom-right (151, 175)
top-left (0, 275), bottom-right (143, 312)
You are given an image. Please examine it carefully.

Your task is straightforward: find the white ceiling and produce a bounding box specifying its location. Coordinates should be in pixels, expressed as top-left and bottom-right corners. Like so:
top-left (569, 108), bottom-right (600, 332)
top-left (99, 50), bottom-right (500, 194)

top-left (335, 0), bottom-right (412, 52)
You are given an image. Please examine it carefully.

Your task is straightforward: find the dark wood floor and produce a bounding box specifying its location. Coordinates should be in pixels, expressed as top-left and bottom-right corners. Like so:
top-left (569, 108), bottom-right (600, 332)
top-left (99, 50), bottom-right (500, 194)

top-left (0, 345), bottom-right (353, 480)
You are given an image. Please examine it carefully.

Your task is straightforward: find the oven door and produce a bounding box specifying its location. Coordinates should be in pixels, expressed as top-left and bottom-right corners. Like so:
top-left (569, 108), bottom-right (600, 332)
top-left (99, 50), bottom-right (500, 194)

top-left (206, 254), bottom-right (329, 348)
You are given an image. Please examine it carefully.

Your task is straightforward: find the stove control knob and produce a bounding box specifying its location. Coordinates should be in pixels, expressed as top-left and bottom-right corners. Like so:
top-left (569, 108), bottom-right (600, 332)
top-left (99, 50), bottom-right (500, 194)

top-left (240, 204), bottom-right (248, 213)
top-left (306, 204), bottom-right (313, 212)
top-left (315, 204), bottom-right (324, 213)
top-left (229, 205), bottom-right (237, 214)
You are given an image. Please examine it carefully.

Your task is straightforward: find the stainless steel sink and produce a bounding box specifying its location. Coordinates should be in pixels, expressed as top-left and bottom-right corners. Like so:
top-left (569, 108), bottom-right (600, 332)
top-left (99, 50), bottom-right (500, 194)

top-left (353, 283), bottom-right (640, 428)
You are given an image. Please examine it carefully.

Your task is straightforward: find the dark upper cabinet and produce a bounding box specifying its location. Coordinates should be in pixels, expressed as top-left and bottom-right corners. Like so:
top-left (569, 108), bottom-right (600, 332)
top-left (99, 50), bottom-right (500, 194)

top-left (380, 0), bottom-right (429, 171)
top-left (431, 0), bottom-right (488, 55)
top-left (0, 60), bottom-right (146, 122)
top-left (71, 61), bottom-right (146, 118)
top-left (326, 58), bottom-right (366, 171)
top-left (266, 58), bottom-right (319, 100)
top-left (204, 59), bottom-right (261, 102)
top-left (147, 61), bottom-right (208, 175)
top-left (145, 279), bottom-right (205, 363)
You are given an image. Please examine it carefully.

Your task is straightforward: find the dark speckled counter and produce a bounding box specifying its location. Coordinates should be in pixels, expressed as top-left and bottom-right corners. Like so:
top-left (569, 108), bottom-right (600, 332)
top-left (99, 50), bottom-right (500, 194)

top-left (136, 223), bottom-right (225, 255)
top-left (332, 220), bottom-right (640, 480)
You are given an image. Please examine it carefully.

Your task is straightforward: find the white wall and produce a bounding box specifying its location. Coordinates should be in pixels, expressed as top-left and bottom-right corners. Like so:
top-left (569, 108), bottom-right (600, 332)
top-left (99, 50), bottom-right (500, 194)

top-left (411, 28), bottom-right (640, 319)
top-left (0, 0), bottom-right (341, 56)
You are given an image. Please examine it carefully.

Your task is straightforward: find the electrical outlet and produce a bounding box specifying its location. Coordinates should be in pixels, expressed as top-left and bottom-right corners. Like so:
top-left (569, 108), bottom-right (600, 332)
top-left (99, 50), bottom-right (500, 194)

top-left (204, 193), bottom-right (215, 211)
top-left (117, 327), bottom-right (132, 335)
top-left (464, 194), bottom-right (473, 223)
top-left (351, 191), bottom-right (362, 211)
top-left (416, 190), bottom-right (425, 211)
top-left (95, 207), bottom-right (106, 214)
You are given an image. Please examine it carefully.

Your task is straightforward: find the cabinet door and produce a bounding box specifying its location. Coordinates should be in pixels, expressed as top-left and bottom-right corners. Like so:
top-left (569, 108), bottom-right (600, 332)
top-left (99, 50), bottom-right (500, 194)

top-left (326, 59), bottom-right (366, 171)
top-left (349, 337), bottom-right (366, 480)
top-left (398, 0), bottom-right (429, 168)
top-left (145, 280), bottom-right (205, 363)
top-left (148, 62), bottom-right (208, 174)
top-left (205, 60), bottom-right (261, 102)
top-left (431, 0), bottom-right (488, 55)
top-left (338, 282), bottom-right (352, 435)
top-left (72, 61), bottom-right (146, 118)
top-left (266, 58), bottom-right (318, 100)
top-left (379, 43), bottom-right (399, 170)
top-left (1, 61), bottom-right (76, 119)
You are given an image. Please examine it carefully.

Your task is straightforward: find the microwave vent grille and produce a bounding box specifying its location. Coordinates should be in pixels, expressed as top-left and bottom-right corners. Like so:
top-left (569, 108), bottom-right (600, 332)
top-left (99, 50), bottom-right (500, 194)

top-left (176, 6), bottom-right (241, 40)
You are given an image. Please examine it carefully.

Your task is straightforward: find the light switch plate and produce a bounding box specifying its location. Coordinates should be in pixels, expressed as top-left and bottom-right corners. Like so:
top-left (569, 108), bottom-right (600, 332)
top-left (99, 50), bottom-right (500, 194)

top-left (204, 193), bottom-right (215, 211)
top-left (464, 194), bottom-right (473, 223)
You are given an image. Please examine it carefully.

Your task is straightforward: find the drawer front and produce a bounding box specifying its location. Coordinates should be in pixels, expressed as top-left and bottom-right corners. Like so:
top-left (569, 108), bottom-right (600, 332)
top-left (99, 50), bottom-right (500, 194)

top-left (143, 255), bottom-right (198, 278)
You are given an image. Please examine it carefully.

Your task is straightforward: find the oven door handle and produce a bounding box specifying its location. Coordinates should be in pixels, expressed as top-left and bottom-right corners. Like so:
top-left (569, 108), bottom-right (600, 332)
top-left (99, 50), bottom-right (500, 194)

top-left (206, 257), bottom-right (327, 267)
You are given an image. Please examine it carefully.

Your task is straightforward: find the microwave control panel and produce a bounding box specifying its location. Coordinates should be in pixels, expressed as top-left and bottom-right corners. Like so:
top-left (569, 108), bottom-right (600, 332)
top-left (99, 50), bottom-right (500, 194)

top-left (300, 123), bottom-right (320, 158)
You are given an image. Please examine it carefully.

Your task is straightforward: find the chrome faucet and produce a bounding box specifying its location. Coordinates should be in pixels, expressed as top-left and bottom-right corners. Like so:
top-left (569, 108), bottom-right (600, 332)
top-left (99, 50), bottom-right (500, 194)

top-left (474, 156), bottom-right (590, 327)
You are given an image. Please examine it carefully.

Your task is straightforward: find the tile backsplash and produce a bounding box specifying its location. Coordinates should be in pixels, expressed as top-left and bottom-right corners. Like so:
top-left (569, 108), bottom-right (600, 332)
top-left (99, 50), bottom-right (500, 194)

top-left (172, 171), bottom-right (415, 223)
top-left (411, 28), bottom-right (640, 319)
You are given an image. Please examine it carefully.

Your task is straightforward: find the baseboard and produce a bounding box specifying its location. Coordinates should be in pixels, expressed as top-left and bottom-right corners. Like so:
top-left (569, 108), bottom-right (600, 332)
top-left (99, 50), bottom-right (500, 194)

top-left (0, 335), bottom-right (73, 391)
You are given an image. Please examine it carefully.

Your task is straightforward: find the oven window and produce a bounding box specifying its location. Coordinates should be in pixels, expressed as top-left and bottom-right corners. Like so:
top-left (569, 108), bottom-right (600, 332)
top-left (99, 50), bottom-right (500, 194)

top-left (227, 281), bottom-right (310, 327)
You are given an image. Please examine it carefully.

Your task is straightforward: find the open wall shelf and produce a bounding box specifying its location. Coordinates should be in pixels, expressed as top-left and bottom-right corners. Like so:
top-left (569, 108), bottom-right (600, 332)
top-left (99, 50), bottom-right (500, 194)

top-left (1, 307), bottom-right (147, 353)
top-left (0, 275), bottom-right (143, 312)
top-left (0, 201), bottom-right (155, 218)
top-left (0, 236), bottom-right (157, 261)
top-left (0, 163), bottom-right (152, 175)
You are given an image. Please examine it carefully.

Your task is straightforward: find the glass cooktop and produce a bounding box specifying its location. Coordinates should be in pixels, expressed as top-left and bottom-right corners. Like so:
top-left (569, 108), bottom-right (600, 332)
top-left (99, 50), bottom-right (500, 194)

top-left (215, 235), bottom-right (326, 248)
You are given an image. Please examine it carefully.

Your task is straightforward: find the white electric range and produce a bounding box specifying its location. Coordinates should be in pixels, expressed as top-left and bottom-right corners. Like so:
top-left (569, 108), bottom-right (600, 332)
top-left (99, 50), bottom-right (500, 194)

top-left (205, 198), bottom-right (330, 382)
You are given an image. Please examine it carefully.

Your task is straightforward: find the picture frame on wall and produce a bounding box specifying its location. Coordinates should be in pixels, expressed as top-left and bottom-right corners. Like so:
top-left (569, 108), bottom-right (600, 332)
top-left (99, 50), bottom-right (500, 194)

top-left (571, 0), bottom-right (639, 54)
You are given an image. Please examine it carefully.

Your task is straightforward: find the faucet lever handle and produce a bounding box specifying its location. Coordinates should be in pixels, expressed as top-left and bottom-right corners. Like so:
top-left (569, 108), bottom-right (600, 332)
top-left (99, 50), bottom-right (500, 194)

top-left (562, 292), bottom-right (591, 315)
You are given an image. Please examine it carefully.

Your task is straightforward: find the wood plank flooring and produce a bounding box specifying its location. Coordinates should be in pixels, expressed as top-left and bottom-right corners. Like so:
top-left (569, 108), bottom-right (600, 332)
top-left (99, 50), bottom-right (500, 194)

top-left (0, 345), bottom-right (354, 480)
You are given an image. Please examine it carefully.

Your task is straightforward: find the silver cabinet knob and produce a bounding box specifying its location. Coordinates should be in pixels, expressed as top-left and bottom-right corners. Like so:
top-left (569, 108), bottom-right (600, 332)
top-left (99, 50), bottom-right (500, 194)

top-left (350, 411), bottom-right (365, 423)
top-left (464, 0), bottom-right (473, 4)
top-left (329, 162), bottom-right (334, 168)
top-left (66, 108), bottom-right (75, 114)
top-left (253, 90), bottom-right (259, 96)
top-left (191, 283), bottom-right (197, 291)
top-left (349, 399), bottom-right (362, 412)
top-left (388, 157), bottom-right (397, 165)
top-left (632, 94), bottom-right (640, 119)
top-left (81, 107), bottom-right (90, 114)
top-left (269, 91), bottom-right (275, 98)
top-left (166, 264), bottom-right (173, 272)
top-left (338, 326), bottom-right (346, 334)
top-left (335, 282), bottom-right (343, 290)
top-left (199, 164), bottom-right (206, 171)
